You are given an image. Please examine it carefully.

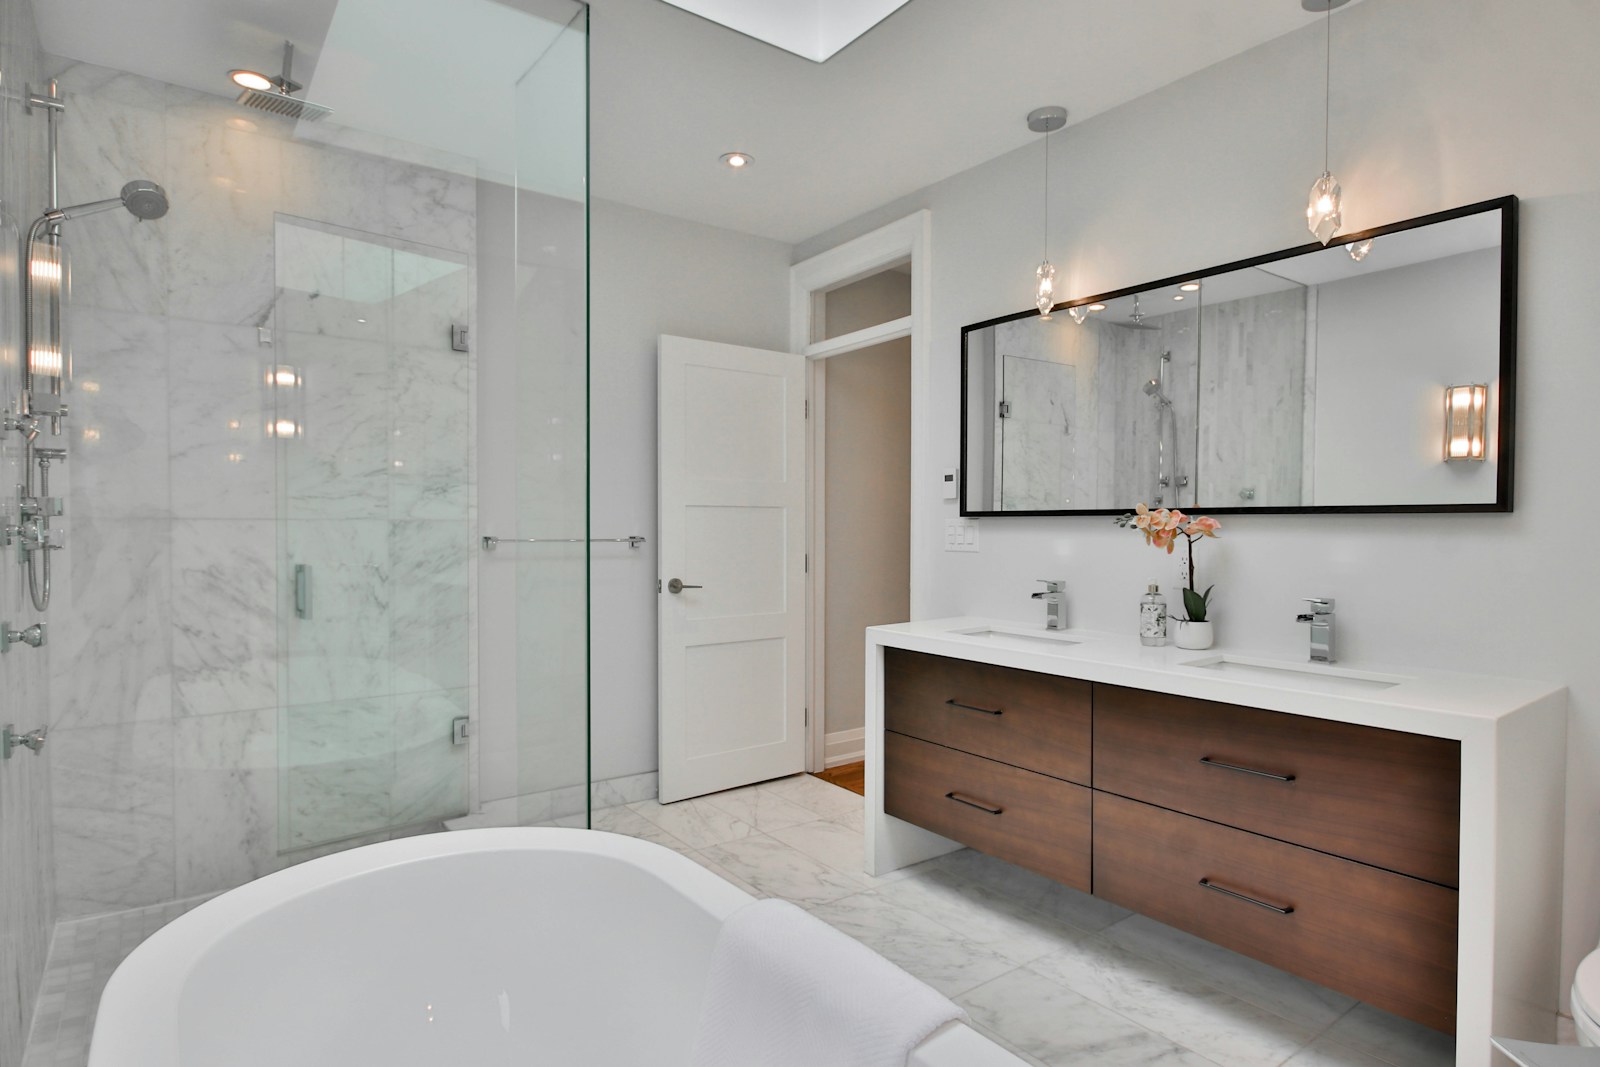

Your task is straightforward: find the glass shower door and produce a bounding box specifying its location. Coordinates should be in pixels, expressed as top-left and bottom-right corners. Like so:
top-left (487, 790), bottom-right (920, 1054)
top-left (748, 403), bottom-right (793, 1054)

top-left (274, 216), bottom-right (475, 851)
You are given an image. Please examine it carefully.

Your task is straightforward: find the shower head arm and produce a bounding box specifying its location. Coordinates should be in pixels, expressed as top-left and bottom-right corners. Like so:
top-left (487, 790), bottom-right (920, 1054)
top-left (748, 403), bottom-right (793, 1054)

top-left (41, 197), bottom-right (121, 224)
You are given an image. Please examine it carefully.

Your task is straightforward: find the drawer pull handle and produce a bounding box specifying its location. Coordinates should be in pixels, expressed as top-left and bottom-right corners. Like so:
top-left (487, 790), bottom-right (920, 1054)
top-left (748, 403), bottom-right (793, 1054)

top-left (945, 699), bottom-right (1003, 716)
top-left (1198, 878), bottom-right (1294, 915)
top-left (945, 791), bottom-right (1003, 815)
top-left (1198, 756), bottom-right (1295, 783)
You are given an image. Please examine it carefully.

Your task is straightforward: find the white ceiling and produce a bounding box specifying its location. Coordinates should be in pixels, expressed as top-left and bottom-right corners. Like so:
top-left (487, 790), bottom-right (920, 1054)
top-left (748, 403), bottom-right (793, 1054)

top-left (33, 0), bottom-right (1356, 244)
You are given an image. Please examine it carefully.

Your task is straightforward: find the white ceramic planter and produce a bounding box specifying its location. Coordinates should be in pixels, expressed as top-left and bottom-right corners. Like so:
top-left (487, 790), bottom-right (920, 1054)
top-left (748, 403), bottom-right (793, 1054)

top-left (1173, 620), bottom-right (1215, 650)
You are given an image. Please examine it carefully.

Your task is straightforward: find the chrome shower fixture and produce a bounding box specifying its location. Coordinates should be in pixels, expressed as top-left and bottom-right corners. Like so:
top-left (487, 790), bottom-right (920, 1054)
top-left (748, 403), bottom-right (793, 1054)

top-left (38, 179), bottom-right (169, 226)
top-left (231, 42), bottom-right (333, 122)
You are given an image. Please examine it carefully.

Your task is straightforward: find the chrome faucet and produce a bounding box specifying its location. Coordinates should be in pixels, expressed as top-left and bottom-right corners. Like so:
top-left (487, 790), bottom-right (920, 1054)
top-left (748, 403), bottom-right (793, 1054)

top-left (1295, 598), bottom-right (1335, 662)
top-left (1032, 579), bottom-right (1067, 630)
top-left (0, 621), bottom-right (46, 653)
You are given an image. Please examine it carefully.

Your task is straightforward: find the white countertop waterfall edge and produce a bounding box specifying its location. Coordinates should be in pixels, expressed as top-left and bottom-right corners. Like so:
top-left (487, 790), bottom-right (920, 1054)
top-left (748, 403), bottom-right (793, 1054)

top-left (862, 618), bottom-right (1568, 1067)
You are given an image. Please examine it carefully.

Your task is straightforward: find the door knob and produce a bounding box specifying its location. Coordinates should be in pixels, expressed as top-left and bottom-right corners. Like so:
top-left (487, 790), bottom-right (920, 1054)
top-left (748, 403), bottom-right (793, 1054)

top-left (666, 578), bottom-right (702, 594)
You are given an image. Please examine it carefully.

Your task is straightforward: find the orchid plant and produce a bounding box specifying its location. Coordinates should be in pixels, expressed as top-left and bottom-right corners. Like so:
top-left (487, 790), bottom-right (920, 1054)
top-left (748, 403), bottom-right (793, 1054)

top-left (1115, 504), bottom-right (1222, 622)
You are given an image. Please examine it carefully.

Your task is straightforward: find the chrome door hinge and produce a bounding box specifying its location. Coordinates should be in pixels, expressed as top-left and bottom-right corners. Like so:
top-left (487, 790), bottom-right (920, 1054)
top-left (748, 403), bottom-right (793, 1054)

top-left (804, 706), bottom-right (809, 727)
top-left (804, 399), bottom-right (809, 418)
top-left (998, 400), bottom-right (1012, 419)
top-left (804, 553), bottom-right (809, 574)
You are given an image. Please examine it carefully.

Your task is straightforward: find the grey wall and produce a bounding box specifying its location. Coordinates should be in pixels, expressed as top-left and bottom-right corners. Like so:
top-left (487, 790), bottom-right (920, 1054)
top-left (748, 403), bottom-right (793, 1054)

top-left (795, 0), bottom-right (1600, 991)
top-left (587, 199), bottom-right (793, 782)
top-left (0, 0), bottom-right (54, 1055)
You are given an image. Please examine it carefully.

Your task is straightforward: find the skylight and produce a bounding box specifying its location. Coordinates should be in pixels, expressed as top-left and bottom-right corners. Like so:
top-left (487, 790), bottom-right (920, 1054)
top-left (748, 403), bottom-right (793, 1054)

top-left (659, 0), bottom-right (914, 62)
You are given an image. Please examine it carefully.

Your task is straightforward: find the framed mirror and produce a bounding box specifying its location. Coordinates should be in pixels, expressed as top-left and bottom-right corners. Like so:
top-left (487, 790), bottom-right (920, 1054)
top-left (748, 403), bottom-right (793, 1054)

top-left (960, 196), bottom-right (1516, 516)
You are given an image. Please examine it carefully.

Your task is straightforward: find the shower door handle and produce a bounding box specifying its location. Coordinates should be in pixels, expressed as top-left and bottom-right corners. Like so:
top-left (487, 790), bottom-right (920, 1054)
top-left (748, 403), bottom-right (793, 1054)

top-left (294, 564), bottom-right (312, 620)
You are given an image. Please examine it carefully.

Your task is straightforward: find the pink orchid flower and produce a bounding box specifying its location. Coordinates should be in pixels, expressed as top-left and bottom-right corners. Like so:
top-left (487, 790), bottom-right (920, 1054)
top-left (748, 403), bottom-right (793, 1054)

top-left (1184, 515), bottom-right (1221, 538)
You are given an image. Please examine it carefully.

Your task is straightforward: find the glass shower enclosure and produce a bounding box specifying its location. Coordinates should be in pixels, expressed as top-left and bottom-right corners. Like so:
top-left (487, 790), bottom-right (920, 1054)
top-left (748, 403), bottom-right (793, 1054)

top-left (38, 0), bottom-right (589, 920)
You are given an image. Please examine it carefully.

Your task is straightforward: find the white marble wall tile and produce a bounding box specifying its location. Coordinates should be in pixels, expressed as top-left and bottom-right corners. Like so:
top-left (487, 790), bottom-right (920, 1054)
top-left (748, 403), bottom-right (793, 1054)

top-left (50, 721), bottom-right (176, 917)
top-left (385, 163), bottom-right (477, 255)
top-left (280, 140), bottom-right (392, 239)
top-left (278, 331), bottom-right (391, 519)
top-left (959, 967), bottom-right (1219, 1067)
top-left (281, 696), bottom-right (394, 850)
top-left (283, 519), bottom-right (389, 706)
top-left (161, 108), bottom-right (281, 326)
top-left (49, 516), bottom-right (172, 730)
top-left (171, 519), bottom-right (276, 718)
top-left (391, 254), bottom-right (472, 347)
top-left (391, 344), bottom-right (471, 519)
top-left (391, 688), bottom-right (468, 827)
top-left (66, 307), bottom-right (171, 518)
top-left (49, 62), bottom-right (170, 317)
top-left (167, 319), bottom-right (274, 519)
top-left (173, 706), bottom-right (276, 897)
top-left (273, 218), bottom-right (393, 341)
top-left (389, 519), bottom-right (470, 694)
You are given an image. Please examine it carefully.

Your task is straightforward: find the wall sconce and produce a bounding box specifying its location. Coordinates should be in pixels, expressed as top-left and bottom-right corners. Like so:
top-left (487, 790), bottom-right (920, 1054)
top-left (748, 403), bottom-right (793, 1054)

top-left (1444, 383), bottom-right (1487, 462)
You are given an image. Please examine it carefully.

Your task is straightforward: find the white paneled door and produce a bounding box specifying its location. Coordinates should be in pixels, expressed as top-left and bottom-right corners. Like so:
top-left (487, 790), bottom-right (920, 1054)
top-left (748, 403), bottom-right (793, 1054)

top-left (658, 335), bottom-right (808, 803)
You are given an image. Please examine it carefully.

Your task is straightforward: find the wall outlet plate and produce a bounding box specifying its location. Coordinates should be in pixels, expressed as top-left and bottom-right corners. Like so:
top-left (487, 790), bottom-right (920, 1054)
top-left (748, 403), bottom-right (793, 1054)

top-left (944, 519), bottom-right (979, 552)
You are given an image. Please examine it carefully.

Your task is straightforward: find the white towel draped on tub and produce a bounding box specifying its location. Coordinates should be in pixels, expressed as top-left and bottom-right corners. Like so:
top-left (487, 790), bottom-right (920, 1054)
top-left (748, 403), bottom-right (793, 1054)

top-left (689, 898), bottom-right (964, 1067)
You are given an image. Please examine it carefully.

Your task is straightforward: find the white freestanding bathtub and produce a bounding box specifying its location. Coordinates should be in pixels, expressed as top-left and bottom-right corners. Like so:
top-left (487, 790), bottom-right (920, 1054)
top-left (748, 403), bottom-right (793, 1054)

top-left (90, 828), bottom-right (1022, 1066)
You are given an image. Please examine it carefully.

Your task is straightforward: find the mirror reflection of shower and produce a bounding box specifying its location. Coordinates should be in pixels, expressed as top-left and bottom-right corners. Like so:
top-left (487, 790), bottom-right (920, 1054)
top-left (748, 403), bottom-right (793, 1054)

top-left (9, 78), bottom-right (171, 610)
top-left (1144, 350), bottom-right (1187, 507)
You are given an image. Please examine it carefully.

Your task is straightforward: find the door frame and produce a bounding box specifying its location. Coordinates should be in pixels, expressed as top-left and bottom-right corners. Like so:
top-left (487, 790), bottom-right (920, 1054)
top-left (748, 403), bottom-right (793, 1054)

top-left (789, 210), bottom-right (931, 772)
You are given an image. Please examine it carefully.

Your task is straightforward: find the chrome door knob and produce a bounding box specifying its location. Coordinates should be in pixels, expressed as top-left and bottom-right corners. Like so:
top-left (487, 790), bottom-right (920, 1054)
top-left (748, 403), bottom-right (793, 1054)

top-left (666, 579), bottom-right (702, 594)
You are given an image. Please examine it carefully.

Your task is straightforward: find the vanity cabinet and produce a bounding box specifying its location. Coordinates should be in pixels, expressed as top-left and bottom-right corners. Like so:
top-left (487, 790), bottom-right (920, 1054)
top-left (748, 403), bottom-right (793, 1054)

top-left (880, 650), bottom-right (1462, 1033)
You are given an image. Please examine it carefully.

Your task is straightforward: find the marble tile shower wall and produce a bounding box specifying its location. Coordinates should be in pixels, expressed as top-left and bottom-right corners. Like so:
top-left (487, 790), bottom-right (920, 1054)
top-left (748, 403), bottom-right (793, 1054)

top-left (42, 57), bottom-right (479, 918)
top-left (0, 0), bottom-right (56, 1059)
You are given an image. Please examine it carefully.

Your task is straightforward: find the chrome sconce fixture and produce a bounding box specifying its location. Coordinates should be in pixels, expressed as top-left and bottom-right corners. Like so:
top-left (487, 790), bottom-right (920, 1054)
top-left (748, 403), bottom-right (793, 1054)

top-left (1303, 0), bottom-right (1351, 244)
top-left (1027, 105), bottom-right (1067, 318)
top-left (1444, 383), bottom-right (1488, 462)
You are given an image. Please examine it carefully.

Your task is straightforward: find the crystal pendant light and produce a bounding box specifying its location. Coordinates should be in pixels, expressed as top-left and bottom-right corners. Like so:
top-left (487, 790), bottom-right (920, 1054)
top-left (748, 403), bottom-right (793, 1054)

top-left (1027, 106), bottom-right (1067, 318)
top-left (1303, 0), bottom-right (1350, 244)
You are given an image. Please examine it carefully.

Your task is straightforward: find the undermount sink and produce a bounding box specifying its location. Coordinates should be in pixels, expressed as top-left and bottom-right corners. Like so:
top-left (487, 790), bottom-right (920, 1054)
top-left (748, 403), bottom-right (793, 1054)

top-left (951, 627), bottom-right (1082, 649)
top-left (1179, 654), bottom-right (1408, 693)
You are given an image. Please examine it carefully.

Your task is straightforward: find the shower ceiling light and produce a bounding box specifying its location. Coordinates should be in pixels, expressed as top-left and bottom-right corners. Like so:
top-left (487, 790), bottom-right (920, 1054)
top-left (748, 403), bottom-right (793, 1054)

top-left (230, 69), bottom-right (274, 92)
top-left (1087, 303), bottom-right (1106, 312)
top-left (1303, 0), bottom-right (1351, 243)
top-left (1027, 105), bottom-right (1068, 319)
top-left (1172, 294), bottom-right (1185, 301)
top-left (1180, 282), bottom-right (1201, 292)
top-left (1444, 384), bottom-right (1488, 462)
top-left (720, 152), bottom-right (752, 169)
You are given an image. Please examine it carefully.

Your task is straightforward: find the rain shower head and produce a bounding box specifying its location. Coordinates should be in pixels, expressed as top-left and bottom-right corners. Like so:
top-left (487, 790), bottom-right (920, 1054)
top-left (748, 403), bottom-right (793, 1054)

top-left (232, 41), bottom-right (333, 123)
top-left (1112, 294), bottom-right (1162, 331)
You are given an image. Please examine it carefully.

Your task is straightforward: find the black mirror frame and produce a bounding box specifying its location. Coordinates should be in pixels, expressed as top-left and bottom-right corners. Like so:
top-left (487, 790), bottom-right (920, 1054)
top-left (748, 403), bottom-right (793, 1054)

top-left (959, 195), bottom-right (1518, 518)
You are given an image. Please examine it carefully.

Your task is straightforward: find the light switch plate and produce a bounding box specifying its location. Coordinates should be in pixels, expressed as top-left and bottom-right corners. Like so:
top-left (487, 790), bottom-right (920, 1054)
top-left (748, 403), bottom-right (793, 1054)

top-left (941, 467), bottom-right (959, 501)
top-left (944, 519), bottom-right (979, 552)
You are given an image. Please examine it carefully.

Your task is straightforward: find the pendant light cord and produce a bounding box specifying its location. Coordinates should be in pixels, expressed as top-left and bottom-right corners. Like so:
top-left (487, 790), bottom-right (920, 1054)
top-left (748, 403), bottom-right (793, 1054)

top-left (1323, 3), bottom-right (1332, 173)
top-left (1042, 126), bottom-right (1050, 262)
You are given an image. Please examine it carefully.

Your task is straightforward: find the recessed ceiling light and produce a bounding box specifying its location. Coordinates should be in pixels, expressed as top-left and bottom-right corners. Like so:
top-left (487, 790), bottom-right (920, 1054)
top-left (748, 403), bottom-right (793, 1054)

top-left (720, 152), bottom-right (753, 170)
top-left (1179, 282), bottom-right (1201, 292)
top-left (1173, 294), bottom-right (1185, 301)
top-left (1087, 303), bottom-right (1106, 312)
top-left (229, 69), bottom-right (275, 92)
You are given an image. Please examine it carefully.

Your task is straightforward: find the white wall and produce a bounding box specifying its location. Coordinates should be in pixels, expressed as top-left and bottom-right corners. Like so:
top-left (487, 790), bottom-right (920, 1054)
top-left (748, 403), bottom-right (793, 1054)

top-left (588, 200), bottom-right (793, 781)
top-left (1314, 248), bottom-right (1501, 504)
top-left (794, 0), bottom-right (1600, 993)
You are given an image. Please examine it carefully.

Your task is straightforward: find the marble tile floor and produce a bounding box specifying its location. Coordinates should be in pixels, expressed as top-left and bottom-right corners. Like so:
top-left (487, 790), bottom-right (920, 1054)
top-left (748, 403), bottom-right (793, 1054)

top-left (20, 771), bottom-right (1564, 1066)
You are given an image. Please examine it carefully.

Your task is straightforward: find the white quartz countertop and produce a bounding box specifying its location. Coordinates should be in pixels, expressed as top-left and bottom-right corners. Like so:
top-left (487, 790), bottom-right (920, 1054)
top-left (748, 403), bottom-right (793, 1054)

top-left (869, 618), bottom-right (1565, 740)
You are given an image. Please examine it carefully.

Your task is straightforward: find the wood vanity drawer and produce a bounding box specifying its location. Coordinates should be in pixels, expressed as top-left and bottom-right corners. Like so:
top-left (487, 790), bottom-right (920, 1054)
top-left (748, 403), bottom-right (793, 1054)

top-left (1093, 793), bottom-right (1458, 1034)
top-left (884, 647), bottom-right (1091, 784)
top-left (884, 730), bottom-right (1091, 891)
top-left (1094, 685), bottom-right (1460, 887)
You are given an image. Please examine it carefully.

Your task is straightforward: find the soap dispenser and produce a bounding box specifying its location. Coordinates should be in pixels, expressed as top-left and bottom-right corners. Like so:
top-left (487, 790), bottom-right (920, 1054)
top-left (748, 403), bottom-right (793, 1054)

top-left (1139, 581), bottom-right (1168, 646)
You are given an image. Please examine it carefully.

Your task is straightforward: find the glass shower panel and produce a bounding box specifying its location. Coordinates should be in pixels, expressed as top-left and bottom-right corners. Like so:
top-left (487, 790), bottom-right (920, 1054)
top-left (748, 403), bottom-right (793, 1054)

top-left (274, 217), bottom-right (474, 850)
top-left (511, 6), bottom-right (590, 827)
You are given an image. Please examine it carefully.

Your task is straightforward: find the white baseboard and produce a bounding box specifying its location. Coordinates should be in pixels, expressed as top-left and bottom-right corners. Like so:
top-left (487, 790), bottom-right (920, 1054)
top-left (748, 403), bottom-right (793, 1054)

top-left (824, 727), bottom-right (865, 768)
